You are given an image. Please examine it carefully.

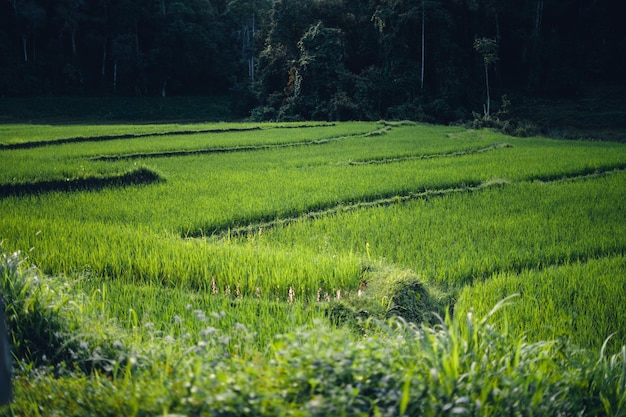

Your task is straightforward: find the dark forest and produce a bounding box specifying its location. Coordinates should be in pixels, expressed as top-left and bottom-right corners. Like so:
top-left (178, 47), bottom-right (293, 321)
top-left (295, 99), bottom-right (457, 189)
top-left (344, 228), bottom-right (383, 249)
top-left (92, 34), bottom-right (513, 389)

top-left (1, 0), bottom-right (624, 123)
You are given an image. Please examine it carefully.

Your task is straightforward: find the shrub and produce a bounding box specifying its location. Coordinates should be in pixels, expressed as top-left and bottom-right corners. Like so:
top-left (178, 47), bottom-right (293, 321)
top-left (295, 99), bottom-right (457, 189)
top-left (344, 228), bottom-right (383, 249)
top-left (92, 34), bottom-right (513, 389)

top-left (471, 95), bottom-right (540, 137)
top-left (326, 262), bottom-right (446, 333)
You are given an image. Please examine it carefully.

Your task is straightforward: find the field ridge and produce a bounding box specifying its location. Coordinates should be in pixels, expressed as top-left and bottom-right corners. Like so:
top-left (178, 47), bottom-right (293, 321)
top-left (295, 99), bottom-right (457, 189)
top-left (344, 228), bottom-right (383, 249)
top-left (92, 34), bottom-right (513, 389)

top-left (341, 142), bottom-right (512, 165)
top-left (190, 163), bottom-right (626, 241)
top-left (88, 131), bottom-right (382, 161)
top-left (528, 162), bottom-right (626, 183)
top-left (0, 167), bottom-right (162, 197)
top-left (190, 179), bottom-right (508, 239)
top-left (458, 245), bottom-right (626, 289)
top-left (0, 122), bottom-right (344, 149)
top-left (0, 126), bottom-right (263, 149)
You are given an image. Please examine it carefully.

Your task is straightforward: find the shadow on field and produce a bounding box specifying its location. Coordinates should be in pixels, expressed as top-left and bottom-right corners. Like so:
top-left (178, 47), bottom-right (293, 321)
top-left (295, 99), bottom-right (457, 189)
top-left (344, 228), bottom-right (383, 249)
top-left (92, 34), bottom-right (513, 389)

top-left (0, 167), bottom-right (163, 198)
top-left (88, 134), bottom-right (359, 161)
top-left (188, 179), bottom-right (508, 239)
top-left (0, 127), bottom-right (262, 150)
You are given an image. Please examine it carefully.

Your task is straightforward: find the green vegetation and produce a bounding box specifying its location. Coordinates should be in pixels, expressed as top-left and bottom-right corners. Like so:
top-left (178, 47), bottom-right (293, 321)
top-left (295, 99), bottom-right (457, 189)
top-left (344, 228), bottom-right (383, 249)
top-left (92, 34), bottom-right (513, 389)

top-left (1, 121), bottom-right (626, 415)
top-left (456, 255), bottom-right (626, 351)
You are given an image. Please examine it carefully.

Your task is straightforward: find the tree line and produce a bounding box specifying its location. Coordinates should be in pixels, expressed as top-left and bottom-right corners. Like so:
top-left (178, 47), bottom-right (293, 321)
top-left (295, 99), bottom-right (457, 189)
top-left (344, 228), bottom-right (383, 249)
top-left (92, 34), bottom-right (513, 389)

top-left (1, 0), bottom-right (623, 122)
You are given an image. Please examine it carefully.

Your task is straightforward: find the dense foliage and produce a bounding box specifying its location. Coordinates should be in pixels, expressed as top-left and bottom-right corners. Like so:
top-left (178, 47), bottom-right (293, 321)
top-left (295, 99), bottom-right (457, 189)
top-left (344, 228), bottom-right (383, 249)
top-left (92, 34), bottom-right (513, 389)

top-left (2, 251), bottom-right (626, 416)
top-left (1, 0), bottom-right (624, 121)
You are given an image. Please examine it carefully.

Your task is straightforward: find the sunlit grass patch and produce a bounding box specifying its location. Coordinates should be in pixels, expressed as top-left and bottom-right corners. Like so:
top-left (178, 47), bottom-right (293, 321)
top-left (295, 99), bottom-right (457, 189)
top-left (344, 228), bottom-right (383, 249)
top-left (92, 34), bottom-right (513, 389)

top-left (456, 254), bottom-right (626, 351)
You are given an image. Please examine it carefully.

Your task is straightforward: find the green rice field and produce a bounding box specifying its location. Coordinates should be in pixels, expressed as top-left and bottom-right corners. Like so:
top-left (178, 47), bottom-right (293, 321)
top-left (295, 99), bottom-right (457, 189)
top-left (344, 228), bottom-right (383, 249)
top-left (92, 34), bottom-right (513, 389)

top-left (1, 121), bottom-right (625, 415)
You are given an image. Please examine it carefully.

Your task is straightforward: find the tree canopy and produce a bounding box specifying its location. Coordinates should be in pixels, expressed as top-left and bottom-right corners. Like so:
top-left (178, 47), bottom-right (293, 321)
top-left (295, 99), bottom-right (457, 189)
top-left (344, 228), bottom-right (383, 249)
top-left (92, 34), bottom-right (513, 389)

top-left (0, 0), bottom-right (623, 122)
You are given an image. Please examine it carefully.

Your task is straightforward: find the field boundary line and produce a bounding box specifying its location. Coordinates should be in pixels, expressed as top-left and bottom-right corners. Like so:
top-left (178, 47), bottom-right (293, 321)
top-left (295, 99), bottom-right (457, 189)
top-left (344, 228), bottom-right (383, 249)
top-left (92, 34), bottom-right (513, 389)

top-left (87, 129), bottom-right (390, 161)
top-left (0, 127), bottom-right (263, 150)
top-left (465, 247), bottom-right (626, 290)
top-left (527, 163), bottom-right (626, 183)
top-left (188, 179), bottom-right (509, 240)
top-left (338, 142), bottom-right (512, 165)
top-left (0, 167), bottom-right (162, 198)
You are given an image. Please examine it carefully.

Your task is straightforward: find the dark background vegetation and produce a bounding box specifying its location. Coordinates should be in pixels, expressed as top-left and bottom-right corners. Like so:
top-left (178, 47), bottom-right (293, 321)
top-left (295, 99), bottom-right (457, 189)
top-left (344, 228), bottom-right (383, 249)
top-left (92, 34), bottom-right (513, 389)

top-left (0, 0), bottom-right (624, 134)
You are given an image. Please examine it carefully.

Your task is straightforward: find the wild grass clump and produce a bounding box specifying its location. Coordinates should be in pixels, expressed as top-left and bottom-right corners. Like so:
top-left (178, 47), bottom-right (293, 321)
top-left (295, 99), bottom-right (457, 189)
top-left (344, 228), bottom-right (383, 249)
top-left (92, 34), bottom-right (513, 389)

top-left (270, 305), bottom-right (626, 416)
top-left (1, 249), bottom-right (73, 367)
top-left (0, 249), bottom-right (128, 374)
top-left (326, 262), bottom-right (447, 332)
top-left (3, 259), bottom-right (625, 416)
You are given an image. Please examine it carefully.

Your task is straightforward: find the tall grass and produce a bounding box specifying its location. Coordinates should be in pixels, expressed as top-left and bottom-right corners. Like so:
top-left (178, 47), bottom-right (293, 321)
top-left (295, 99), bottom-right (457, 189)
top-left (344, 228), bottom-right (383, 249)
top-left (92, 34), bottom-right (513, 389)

top-left (5, 284), bottom-right (626, 416)
top-left (0, 249), bottom-right (129, 372)
top-left (258, 172), bottom-right (626, 289)
top-left (456, 255), bottom-right (626, 351)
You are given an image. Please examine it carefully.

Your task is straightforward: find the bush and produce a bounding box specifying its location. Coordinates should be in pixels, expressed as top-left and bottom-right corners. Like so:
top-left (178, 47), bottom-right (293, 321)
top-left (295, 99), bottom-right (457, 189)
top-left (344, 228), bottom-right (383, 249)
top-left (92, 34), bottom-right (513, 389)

top-left (470, 95), bottom-right (540, 137)
top-left (269, 307), bottom-right (626, 416)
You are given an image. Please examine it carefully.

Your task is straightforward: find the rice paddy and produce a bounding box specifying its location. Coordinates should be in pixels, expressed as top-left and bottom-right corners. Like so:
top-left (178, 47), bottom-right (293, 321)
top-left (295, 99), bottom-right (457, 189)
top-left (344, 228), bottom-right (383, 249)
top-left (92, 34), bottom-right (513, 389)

top-left (1, 121), bottom-right (625, 415)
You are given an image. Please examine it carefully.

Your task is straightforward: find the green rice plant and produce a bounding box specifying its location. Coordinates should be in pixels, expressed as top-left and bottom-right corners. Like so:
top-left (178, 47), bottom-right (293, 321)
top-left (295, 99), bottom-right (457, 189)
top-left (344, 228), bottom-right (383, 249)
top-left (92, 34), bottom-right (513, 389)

top-left (0, 122), bottom-right (379, 184)
top-left (455, 255), bottom-right (626, 351)
top-left (259, 171), bottom-right (626, 291)
top-left (0, 248), bottom-right (129, 374)
top-left (0, 121), bottom-right (375, 149)
top-left (2, 126), bottom-right (516, 297)
top-left (0, 213), bottom-right (363, 302)
top-left (0, 122), bottom-right (226, 146)
top-left (0, 121), bottom-right (284, 146)
top-left (83, 279), bottom-right (330, 352)
top-left (0, 148), bottom-right (135, 185)
top-left (2, 124), bottom-right (626, 347)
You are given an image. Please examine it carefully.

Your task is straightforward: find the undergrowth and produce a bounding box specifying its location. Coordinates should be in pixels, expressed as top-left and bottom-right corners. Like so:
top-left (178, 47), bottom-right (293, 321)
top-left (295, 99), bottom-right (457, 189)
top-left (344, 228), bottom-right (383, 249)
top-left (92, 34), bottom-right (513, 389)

top-left (0, 249), bottom-right (129, 375)
top-left (2, 249), bottom-right (626, 416)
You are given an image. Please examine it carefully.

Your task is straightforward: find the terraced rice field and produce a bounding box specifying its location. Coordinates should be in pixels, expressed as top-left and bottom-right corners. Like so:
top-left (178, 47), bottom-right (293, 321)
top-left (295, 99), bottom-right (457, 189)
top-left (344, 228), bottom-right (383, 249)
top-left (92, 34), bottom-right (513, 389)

top-left (1, 121), bottom-right (625, 415)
